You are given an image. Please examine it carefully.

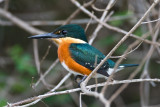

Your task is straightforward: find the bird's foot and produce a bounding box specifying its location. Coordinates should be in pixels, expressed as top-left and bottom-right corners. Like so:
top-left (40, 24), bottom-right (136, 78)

top-left (78, 75), bottom-right (87, 87)
top-left (75, 75), bottom-right (83, 83)
top-left (110, 78), bottom-right (114, 82)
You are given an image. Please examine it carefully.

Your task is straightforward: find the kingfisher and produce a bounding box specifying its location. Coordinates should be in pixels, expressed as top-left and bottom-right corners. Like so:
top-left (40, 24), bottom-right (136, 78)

top-left (29, 24), bottom-right (138, 81)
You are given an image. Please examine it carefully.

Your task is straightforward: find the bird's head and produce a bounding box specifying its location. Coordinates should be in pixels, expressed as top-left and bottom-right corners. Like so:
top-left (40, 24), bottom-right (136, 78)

top-left (29, 24), bottom-right (88, 44)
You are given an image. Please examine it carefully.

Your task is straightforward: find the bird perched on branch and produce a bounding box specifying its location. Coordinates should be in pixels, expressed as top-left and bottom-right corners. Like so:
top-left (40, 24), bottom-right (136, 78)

top-left (29, 24), bottom-right (138, 82)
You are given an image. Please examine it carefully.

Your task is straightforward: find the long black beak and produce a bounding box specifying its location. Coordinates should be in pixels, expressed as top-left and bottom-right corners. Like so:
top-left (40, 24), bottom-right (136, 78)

top-left (28, 33), bottom-right (63, 39)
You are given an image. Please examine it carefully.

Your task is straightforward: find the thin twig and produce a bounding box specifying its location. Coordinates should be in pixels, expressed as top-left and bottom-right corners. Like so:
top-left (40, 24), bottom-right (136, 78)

top-left (4, 0), bottom-right (9, 10)
top-left (33, 40), bottom-right (40, 75)
top-left (89, 0), bottom-right (117, 45)
top-left (50, 73), bottom-right (72, 92)
top-left (109, 41), bottom-right (143, 59)
top-left (85, 11), bottom-right (94, 32)
top-left (40, 44), bottom-right (51, 64)
top-left (63, 0), bottom-right (95, 25)
top-left (33, 59), bottom-right (59, 87)
top-left (0, 8), bottom-right (45, 34)
top-left (89, 11), bottom-right (114, 45)
top-left (91, 4), bottom-right (107, 12)
top-left (141, 17), bottom-right (160, 24)
top-left (15, 73), bottom-right (72, 107)
top-left (79, 93), bottom-right (86, 107)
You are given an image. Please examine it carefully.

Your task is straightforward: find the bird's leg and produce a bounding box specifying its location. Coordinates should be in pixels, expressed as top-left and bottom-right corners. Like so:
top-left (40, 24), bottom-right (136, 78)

top-left (75, 75), bottom-right (83, 82)
top-left (78, 75), bottom-right (87, 87)
top-left (110, 78), bottom-right (114, 82)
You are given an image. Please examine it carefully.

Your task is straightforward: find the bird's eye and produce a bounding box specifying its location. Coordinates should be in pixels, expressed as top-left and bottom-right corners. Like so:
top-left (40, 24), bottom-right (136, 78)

top-left (54, 30), bottom-right (61, 34)
top-left (61, 30), bottom-right (67, 35)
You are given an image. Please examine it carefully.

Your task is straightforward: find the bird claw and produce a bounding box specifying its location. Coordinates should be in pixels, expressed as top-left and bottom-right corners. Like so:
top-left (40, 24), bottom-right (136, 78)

top-left (75, 75), bottom-right (83, 82)
top-left (77, 75), bottom-right (87, 87)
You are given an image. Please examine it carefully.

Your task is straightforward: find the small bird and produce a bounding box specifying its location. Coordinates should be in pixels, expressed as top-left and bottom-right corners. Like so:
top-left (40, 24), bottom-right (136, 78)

top-left (29, 24), bottom-right (138, 81)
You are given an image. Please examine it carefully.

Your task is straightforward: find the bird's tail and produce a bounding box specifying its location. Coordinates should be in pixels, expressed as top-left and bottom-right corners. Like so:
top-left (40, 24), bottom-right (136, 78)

top-left (119, 64), bottom-right (139, 68)
top-left (112, 64), bottom-right (139, 73)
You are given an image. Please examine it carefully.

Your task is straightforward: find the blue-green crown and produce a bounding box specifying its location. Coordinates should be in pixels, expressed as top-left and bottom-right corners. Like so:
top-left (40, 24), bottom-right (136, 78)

top-left (53, 24), bottom-right (88, 42)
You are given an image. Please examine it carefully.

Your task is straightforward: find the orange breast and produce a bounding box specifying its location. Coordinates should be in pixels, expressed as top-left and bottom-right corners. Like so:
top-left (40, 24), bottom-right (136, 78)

top-left (58, 43), bottom-right (91, 75)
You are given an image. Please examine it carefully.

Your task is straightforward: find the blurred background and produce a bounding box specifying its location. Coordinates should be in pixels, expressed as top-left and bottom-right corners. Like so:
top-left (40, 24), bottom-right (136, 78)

top-left (0, 0), bottom-right (160, 107)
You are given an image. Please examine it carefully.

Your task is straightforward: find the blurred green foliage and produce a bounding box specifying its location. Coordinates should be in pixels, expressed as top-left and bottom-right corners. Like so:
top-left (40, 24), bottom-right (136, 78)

top-left (115, 44), bottom-right (127, 54)
top-left (0, 72), bottom-right (7, 88)
top-left (0, 99), bottom-right (7, 107)
top-left (43, 94), bottom-right (72, 106)
top-left (97, 34), bottom-right (128, 55)
top-left (10, 82), bottom-right (26, 94)
top-left (97, 35), bottom-right (116, 47)
top-left (109, 10), bottom-right (133, 26)
top-left (8, 45), bottom-right (36, 75)
top-left (133, 27), bottom-right (143, 37)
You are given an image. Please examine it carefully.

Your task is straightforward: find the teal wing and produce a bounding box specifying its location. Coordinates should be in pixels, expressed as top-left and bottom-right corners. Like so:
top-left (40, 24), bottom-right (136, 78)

top-left (69, 43), bottom-right (115, 77)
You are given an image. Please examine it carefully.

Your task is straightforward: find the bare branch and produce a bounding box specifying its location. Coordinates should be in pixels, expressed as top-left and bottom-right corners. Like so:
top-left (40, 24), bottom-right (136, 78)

top-left (4, 0), bottom-right (9, 10)
top-left (40, 45), bottom-right (51, 64)
top-left (33, 40), bottom-right (40, 75)
top-left (6, 78), bottom-right (160, 107)
top-left (89, 0), bottom-right (116, 45)
top-left (110, 41), bottom-right (143, 59)
top-left (141, 17), bottom-right (160, 24)
top-left (63, 0), bottom-right (95, 25)
top-left (33, 59), bottom-right (59, 87)
top-left (0, 8), bottom-right (45, 34)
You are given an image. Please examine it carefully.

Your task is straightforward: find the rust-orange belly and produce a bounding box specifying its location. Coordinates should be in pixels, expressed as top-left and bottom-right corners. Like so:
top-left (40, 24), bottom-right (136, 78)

top-left (58, 43), bottom-right (91, 75)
